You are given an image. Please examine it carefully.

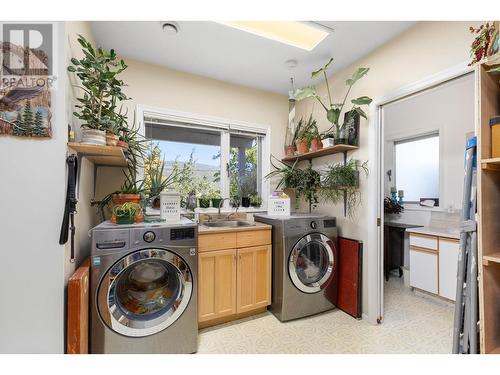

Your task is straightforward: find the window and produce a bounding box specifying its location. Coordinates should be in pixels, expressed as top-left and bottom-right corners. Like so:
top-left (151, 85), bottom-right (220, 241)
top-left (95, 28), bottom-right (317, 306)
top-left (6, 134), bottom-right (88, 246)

top-left (394, 134), bottom-right (439, 204)
top-left (144, 114), bottom-right (265, 209)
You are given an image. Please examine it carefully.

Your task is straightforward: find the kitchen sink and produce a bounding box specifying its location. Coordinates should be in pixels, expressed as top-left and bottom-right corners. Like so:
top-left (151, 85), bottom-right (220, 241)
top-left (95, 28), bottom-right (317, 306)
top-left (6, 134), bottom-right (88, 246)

top-left (203, 220), bottom-right (255, 228)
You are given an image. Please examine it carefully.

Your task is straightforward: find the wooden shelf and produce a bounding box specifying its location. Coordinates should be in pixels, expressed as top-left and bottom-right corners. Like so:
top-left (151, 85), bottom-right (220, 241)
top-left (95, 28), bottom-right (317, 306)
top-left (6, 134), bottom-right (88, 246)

top-left (281, 144), bottom-right (358, 163)
top-left (490, 346), bottom-right (500, 354)
top-left (68, 142), bottom-right (128, 167)
top-left (483, 252), bottom-right (500, 266)
top-left (481, 158), bottom-right (500, 171)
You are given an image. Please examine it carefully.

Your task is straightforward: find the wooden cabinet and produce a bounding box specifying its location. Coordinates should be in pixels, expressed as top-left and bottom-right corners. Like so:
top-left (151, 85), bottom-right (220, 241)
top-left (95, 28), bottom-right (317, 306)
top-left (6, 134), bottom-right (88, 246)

top-left (198, 228), bottom-right (272, 327)
top-left (198, 249), bottom-right (237, 322)
top-left (409, 233), bottom-right (459, 300)
top-left (236, 245), bottom-right (271, 313)
top-left (438, 238), bottom-right (459, 301)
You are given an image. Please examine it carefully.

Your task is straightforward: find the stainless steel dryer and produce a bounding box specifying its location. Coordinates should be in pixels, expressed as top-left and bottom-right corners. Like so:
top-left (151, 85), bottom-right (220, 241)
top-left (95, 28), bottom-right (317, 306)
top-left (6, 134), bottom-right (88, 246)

top-left (90, 218), bottom-right (198, 353)
top-left (254, 214), bottom-right (338, 321)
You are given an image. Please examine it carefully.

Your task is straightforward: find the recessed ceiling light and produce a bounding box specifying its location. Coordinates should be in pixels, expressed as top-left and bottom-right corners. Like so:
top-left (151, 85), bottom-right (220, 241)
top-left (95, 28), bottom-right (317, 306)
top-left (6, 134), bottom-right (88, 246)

top-left (216, 21), bottom-right (330, 51)
top-left (161, 21), bottom-right (180, 35)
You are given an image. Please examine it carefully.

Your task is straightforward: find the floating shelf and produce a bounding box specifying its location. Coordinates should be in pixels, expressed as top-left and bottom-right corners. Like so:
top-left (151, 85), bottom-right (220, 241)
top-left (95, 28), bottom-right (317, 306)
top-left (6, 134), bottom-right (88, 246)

top-left (281, 144), bottom-right (358, 163)
top-left (481, 158), bottom-right (500, 171)
top-left (68, 142), bottom-right (128, 167)
top-left (483, 252), bottom-right (500, 266)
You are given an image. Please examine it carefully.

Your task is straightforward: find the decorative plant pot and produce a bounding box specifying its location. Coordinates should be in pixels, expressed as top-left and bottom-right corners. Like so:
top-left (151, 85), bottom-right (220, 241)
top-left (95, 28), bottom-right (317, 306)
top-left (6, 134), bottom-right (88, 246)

top-left (211, 198), bottom-right (223, 209)
top-left (112, 193), bottom-right (141, 206)
top-left (241, 197), bottom-right (251, 208)
top-left (295, 139), bottom-right (309, 154)
top-left (310, 138), bottom-right (323, 152)
top-left (81, 128), bottom-right (106, 145)
top-left (344, 111), bottom-right (360, 146)
top-left (335, 128), bottom-right (349, 145)
top-left (284, 145), bottom-right (296, 157)
top-left (111, 211), bottom-right (144, 224)
top-left (321, 138), bottom-right (335, 148)
top-left (115, 215), bottom-right (135, 225)
top-left (117, 140), bottom-right (129, 149)
top-left (199, 198), bottom-right (211, 208)
top-left (106, 132), bottom-right (119, 146)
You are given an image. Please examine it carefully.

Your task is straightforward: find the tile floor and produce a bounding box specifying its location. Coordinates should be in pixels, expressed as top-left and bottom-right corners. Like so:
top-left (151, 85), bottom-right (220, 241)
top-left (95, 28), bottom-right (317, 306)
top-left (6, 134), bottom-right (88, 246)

top-left (197, 277), bottom-right (455, 354)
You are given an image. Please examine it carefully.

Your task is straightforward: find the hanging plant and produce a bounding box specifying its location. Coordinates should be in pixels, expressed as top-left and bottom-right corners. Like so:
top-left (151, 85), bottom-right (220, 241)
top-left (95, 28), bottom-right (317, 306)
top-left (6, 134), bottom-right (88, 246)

top-left (321, 159), bottom-right (369, 218)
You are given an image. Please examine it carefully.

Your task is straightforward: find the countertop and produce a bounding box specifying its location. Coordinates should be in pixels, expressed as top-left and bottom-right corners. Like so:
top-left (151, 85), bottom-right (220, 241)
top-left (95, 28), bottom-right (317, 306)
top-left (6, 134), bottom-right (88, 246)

top-left (406, 226), bottom-right (460, 240)
top-left (384, 222), bottom-right (423, 229)
top-left (198, 221), bottom-right (272, 234)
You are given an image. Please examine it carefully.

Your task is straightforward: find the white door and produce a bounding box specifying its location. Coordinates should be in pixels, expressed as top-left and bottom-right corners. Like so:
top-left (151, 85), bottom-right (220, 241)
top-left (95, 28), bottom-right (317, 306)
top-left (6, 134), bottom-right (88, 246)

top-left (438, 238), bottom-right (459, 301)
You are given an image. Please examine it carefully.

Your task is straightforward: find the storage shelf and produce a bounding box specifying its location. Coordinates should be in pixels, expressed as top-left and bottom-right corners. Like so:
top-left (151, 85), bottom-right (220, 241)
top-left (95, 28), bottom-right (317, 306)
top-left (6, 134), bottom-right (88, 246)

top-left (281, 144), bottom-right (358, 163)
top-left (490, 346), bottom-right (500, 354)
top-left (481, 158), bottom-right (500, 171)
top-left (483, 252), bottom-right (500, 266)
top-left (68, 142), bottom-right (128, 167)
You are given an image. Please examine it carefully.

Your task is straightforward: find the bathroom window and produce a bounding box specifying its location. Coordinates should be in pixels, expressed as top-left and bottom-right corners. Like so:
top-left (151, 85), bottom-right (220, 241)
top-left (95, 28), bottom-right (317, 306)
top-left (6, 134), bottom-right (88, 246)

top-left (394, 133), bottom-right (440, 204)
top-left (143, 113), bottom-right (266, 209)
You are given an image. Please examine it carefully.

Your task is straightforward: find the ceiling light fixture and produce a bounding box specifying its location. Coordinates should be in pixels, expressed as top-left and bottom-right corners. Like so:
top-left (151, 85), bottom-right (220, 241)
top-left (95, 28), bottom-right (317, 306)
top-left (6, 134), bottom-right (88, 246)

top-left (215, 21), bottom-right (330, 51)
top-left (161, 21), bottom-right (180, 34)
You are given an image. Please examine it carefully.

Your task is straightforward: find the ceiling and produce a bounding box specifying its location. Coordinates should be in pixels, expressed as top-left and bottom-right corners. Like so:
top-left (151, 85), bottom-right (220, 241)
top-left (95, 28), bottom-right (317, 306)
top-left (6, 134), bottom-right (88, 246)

top-left (90, 21), bottom-right (416, 95)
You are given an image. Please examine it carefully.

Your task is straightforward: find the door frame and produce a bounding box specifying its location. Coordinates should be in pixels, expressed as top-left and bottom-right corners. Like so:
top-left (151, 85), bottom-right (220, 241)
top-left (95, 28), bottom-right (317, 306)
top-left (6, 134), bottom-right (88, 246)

top-left (366, 61), bottom-right (474, 324)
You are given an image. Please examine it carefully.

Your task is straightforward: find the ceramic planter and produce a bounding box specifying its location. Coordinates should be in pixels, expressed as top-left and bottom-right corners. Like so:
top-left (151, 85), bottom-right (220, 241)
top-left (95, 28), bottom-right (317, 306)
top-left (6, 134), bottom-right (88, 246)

top-left (81, 128), bottom-right (106, 145)
top-left (106, 132), bottom-right (119, 146)
top-left (112, 193), bottom-right (141, 206)
top-left (199, 198), bottom-right (211, 208)
top-left (310, 138), bottom-right (323, 152)
top-left (284, 145), bottom-right (296, 157)
top-left (211, 198), bottom-right (223, 209)
top-left (295, 139), bottom-right (309, 154)
top-left (241, 197), bottom-right (251, 208)
top-left (322, 138), bottom-right (335, 148)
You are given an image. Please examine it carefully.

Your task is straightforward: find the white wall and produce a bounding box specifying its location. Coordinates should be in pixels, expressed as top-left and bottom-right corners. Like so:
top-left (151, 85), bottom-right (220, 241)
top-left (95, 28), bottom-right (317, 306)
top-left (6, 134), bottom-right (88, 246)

top-left (295, 21), bottom-right (478, 320)
top-left (383, 73), bottom-right (475, 215)
top-left (0, 22), bottom-right (67, 353)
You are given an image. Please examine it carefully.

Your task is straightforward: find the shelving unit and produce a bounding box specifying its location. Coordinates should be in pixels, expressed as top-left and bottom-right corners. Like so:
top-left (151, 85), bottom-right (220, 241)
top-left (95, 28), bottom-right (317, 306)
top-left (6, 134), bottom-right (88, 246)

top-left (477, 61), bottom-right (500, 354)
top-left (281, 144), bottom-right (358, 163)
top-left (68, 142), bottom-right (128, 167)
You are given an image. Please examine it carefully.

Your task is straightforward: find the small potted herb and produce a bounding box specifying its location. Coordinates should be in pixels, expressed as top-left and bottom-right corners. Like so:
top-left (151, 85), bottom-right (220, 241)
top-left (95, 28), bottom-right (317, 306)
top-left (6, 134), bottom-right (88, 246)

top-left (198, 196), bottom-right (211, 208)
top-left (209, 191), bottom-right (223, 209)
top-left (250, 195), bottom-right (263, 208)
top-left (112, 202), bottom-right (141, 224)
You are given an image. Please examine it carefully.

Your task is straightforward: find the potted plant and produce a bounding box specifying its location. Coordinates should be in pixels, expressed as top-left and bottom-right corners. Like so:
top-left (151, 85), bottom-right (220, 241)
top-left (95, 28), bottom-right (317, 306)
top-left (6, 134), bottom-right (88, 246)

top-left (67, 35), bottom-right (130, 145)
top-left (295, 115), bottom-right (318, 154)
top-left (198, 196), bottom-right (211, 208)
top-left (321, 159), bottom-right (369, 218)
top-left (294, 58), bottom-right (372, 146)
top-left (320, 131), bottom-right (336, 148)
top-left (309, 121), bottom-right (323, 152)
top-left (250, 195), bottom-right (263, 208)
top-left (112, 202), bottom-right (141, 224)
top-left (144, 146), bottom-right (176, 209)
top-left (209, 191), bottom-right (223, 209)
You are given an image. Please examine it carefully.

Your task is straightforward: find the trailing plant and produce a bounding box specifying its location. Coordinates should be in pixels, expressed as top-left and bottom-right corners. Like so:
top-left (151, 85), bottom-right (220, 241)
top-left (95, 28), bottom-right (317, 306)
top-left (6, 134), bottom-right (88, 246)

top-left (321, 159), bottom-right (369, 218)
top-left (67, 34), bottom-right (130, 131)
top-left (294, 58), bottom-right (372, 142)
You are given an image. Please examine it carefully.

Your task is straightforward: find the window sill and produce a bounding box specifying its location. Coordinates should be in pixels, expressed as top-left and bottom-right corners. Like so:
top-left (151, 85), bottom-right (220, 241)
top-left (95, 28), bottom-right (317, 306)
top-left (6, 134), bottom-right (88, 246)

top-left (194, 207), bottom-right (267, 214)
top-left (402, 204), bottom-right (443, 212)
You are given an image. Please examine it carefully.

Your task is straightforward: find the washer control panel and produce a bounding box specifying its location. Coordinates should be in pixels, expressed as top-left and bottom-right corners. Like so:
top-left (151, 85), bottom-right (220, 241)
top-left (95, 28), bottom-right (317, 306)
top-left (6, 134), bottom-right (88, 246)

top-left (143, 231), bottom-right (156, 243)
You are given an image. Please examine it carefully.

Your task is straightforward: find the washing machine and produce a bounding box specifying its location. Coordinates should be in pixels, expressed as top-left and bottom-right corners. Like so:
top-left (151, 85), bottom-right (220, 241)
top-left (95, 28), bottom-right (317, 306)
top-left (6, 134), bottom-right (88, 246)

top-left (254, 214), bottom-right (338, 322)
top-left (90, 218), bottom-right (198, 353)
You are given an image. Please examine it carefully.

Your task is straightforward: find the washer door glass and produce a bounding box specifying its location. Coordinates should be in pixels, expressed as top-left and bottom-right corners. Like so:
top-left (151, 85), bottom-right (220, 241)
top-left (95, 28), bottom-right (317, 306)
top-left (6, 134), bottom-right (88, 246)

top-left (289, 233), bottom-right (335, 293)
top-left (97, 249), bottom-right (192, 337)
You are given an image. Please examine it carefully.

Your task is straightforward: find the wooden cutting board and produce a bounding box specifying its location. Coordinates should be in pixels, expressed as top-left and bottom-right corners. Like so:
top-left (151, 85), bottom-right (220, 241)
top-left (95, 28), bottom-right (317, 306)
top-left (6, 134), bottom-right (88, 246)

top-left (67, 258), bottom-right (90, 354)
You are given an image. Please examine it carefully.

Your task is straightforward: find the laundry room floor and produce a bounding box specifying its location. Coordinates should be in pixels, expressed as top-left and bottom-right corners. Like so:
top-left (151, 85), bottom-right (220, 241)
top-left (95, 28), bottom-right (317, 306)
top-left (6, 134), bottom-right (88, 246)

top-left (197, 277), bottom-right (455, 354)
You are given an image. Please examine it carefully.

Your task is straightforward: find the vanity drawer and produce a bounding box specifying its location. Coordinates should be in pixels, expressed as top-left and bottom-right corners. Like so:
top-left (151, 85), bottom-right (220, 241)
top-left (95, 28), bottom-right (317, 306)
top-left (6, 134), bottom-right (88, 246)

top-left (198, 232), bottom-right (237, 252)
top-left (236, 229), bottom-right (271, 248)
top-left (409, 233), bottom-right (438, 250)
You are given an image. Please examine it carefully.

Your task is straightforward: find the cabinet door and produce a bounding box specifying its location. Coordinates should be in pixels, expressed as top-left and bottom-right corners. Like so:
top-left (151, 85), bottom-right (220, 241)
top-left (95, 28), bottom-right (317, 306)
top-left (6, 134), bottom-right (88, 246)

top-left (236, 245), bottom-right (271, 313)
top-left (439, 238), bottom-right (459, 301)
top-left (410, 247), bottom-right (438, 294)
top-left (198, 249), bottom-right (237, 322)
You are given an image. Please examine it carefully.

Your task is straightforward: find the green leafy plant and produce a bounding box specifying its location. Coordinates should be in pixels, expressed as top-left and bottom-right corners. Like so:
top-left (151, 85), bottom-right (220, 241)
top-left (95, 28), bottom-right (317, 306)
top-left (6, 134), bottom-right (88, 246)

top-left (321, 159), bottom-right (369, 218)
top-left (67, 34), bottom-right (130, 131)
top-left (143, 145), bottom-right (177, 207)
top-left (294, 58), bottom-right (372, 142)
top-left (250, 195), bottom-right (263, 207)
top-left (113, 202), bottom-right (140, 224)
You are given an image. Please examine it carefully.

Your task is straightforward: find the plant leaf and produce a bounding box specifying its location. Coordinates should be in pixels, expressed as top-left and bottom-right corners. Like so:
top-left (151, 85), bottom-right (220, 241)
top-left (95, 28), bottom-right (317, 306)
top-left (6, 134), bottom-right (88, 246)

top-left (351, 96), bottom-right (373, 105)
top-left (294, 86), bottom-right (317, 101)
top-left (327, 108), bottom-right (340, 124)
top-left (311, 57), bottom-right (334, 79)
top-left (346, 67), bottom-right (370, 86)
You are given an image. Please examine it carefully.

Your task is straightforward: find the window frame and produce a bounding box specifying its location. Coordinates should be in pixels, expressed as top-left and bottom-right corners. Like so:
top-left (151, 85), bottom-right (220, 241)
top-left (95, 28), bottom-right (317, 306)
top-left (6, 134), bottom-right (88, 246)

top-left (392, 131), bottom-right (442, 208)
top-left (136, 104), bottom-right (271, 211)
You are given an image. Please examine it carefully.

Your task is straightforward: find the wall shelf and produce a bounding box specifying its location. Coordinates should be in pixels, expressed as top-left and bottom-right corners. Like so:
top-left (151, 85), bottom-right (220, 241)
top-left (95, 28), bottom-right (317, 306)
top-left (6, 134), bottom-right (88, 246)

top-left (481, 158), bottom-right (500, 171)
top-left (281, 144), bottom-right (358, 163)
top-left (68, 142), bottom-right (128, 168)
top-left (483, 252), bottom-right (500, 266)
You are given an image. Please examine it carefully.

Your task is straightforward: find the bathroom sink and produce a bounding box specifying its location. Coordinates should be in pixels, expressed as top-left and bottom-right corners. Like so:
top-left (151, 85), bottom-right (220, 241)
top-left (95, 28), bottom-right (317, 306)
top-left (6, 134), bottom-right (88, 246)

top-left (203, 220), bottom-right (255, 228)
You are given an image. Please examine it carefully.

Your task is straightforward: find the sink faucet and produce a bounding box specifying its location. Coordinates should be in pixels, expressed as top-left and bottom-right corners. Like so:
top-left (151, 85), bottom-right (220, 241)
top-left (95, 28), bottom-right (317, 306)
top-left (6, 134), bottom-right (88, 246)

top-left (218, 198), bottom-right (230, 215)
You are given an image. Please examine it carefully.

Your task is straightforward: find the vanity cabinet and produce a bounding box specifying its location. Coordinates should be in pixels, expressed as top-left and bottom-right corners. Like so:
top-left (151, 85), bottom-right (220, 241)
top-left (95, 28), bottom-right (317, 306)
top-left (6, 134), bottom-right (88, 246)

top-left (198, 227), bottom-right (271, 327)
top-left (409, 233), bottom-right (459, 301)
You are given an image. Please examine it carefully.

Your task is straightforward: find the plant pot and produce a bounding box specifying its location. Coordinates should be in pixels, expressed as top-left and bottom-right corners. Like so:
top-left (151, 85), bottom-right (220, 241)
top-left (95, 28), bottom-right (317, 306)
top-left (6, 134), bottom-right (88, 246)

top-left (295, 139), bottom-right (309, 154)
top-left (81, 128), bottom-right (106, 145)
top-left (112, 193), bottom-right (141, 206)
top-left (199, 198), bottom-right (211, 208)
top-left (310, 138), bottom-right (323, 152)
top-left (152, 196), bottom-right (161, 209)
top-left (106, 132), bottom-right (119, 146)
top-left (284, 145), bottom-right (296, 157)
top-left (321, 138), bottom-right (335, 148)
top-left (115, 215), bottom-right (135, 225)
top-left (111, 211), bottom-right (144, 224)
top-left (241, 197), bottom-right (251, 208)
top-left (211, 198), bottom-right (223, 209)
top-left (117, 140), bottom-right (129, 149)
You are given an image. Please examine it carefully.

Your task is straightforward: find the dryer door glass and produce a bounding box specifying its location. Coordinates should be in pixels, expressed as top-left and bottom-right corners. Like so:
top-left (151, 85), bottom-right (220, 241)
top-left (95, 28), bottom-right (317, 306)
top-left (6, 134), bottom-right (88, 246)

top-left (289, 233), bottom-right (335, 293)
top-left (97, 248), bottom-right (193, 337)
